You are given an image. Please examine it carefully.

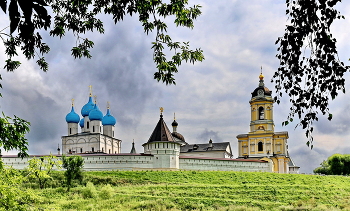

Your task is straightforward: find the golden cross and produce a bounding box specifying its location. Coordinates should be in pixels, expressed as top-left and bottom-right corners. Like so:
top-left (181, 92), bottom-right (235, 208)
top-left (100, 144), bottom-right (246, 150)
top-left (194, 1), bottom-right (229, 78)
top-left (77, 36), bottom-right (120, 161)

top-left (94, 95), bottom-right (97, 104)
top-left (89, 85), bottom-right (93, 97)
top-left (107, 101), bottom-right (110, 109)
top-left (160, 107), bottom-right (164, 114)
top-left (71, 98), bottom-right (74, 106)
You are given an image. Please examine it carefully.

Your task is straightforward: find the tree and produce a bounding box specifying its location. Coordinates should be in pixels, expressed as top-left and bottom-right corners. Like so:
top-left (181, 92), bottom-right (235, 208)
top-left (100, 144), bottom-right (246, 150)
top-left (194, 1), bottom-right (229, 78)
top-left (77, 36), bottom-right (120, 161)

top-left (314, 153), bottom-right (350, 175)
top-left (0, 112), bottom-right (30, 158)
top-left (274, 0), bottom-right (348, 148)
top-left (26, 154), bottom-right (62, 189)
top-left (62, 155), bottom-right (84, 191)
top-left (0, 0), bottom-right (204, 85)
top-left (0, 110), bottom-right (31, 209)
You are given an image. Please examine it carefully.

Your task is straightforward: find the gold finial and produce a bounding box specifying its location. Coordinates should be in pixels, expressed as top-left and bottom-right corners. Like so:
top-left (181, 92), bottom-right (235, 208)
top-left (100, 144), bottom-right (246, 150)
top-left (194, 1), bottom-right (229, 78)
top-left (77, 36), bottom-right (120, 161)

top-left (259, 66), bottom-right (264, 80)
top-left (71, 98), bottom-right (74, 107)
top-left (160, 107), bottom-right (164, 114)
top-left (107, 101), bottom-right (110, 109)
top-left (89, 85), bottom-right (93, 97)
top-left (174, 112), bottom-right (176, 120)
top-left (94, 95), bottom-right (97, 104)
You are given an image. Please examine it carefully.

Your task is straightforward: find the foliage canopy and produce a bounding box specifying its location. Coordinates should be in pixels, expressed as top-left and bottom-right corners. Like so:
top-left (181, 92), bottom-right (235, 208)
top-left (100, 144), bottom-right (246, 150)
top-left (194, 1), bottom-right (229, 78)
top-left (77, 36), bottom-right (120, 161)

top-left (274, 0), bottom-right (349, 147)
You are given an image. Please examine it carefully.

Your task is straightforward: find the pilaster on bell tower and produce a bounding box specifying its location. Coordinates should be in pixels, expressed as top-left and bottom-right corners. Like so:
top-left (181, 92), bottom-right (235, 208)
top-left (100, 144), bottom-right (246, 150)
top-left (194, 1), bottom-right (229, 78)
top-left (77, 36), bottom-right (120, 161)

top-left (249, 69), bottom-right (274, 134)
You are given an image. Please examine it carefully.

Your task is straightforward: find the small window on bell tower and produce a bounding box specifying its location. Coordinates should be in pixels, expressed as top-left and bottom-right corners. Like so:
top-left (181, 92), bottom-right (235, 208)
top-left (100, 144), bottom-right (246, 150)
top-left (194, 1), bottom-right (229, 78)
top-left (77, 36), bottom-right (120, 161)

top-left (258, 142), bottom-right (263, 151)
top-left (259, 107), bottom-right (264, 120)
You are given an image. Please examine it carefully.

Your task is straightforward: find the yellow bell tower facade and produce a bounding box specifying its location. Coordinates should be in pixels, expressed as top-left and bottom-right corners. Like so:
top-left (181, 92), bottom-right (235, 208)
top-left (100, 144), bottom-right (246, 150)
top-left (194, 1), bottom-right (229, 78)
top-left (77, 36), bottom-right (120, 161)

top-left (237, 72), bottom-right (299, 173)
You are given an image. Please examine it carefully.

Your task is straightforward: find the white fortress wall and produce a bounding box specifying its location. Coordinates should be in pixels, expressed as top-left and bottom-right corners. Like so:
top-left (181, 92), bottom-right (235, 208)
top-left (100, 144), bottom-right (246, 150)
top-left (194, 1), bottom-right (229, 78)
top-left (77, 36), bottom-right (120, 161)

top-left (2, 154), bottom-right (272, 172)
top-left (179, 157), bottom-right (271, 172)
top-left (2, 154), bottom-right (155, 171)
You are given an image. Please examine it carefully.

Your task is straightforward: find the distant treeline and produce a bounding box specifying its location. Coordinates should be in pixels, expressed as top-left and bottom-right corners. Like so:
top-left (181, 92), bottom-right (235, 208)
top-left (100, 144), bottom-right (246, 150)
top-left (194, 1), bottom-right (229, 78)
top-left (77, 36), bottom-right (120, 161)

top-left (314, 154), bottom-right (350, 175)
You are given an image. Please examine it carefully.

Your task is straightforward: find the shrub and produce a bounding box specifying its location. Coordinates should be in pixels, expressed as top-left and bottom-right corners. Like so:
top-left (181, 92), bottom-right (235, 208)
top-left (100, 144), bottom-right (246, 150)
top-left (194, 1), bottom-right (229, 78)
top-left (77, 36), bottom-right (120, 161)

top-left (81, 182), bottom-right (98, 199)
top-left (100, 184), bottom-right (114, 199)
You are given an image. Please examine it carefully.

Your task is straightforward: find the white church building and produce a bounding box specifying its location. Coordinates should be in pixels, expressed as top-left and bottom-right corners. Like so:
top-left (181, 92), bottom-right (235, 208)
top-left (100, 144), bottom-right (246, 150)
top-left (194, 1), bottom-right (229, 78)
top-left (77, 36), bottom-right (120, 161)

top-left (62, 94), bottom-right (121, 155)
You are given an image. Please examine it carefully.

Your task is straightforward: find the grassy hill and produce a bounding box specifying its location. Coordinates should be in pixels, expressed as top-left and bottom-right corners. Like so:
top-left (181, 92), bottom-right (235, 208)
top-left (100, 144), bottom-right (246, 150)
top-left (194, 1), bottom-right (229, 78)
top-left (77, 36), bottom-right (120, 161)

top-left (34, 171), bottom-right (350, 210)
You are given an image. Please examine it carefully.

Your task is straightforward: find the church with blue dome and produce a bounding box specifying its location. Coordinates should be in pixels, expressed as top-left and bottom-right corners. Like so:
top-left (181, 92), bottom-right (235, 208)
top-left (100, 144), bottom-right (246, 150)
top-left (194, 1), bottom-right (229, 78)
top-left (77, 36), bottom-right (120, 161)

top-left (61, 88), bottom-right (121, 154)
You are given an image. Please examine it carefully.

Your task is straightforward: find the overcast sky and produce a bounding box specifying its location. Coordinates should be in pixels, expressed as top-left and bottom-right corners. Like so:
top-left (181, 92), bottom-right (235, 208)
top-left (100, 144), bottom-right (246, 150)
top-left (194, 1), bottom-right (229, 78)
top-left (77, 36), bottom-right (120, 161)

top-left (1, 0), bottom-right (350, 173)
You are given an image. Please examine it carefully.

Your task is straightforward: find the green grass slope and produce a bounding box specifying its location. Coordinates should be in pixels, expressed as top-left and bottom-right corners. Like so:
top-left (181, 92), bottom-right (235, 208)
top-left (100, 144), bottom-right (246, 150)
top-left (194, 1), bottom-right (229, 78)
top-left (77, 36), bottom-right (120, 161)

top-left (35, 171), bottom-right (350, 210)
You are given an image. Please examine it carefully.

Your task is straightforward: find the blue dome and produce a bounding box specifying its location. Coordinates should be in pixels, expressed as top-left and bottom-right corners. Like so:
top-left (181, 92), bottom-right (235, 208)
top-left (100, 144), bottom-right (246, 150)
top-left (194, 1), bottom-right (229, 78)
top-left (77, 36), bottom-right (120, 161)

top-left (81, 96), bottom-right (95, 117)
top-left (89, 104), bottom-right (103, 121)
top-left (102, 109), bottom-right (116, 126)
top-left (79, 118), bottom-right (84, 127)
top-left (66, 107), bottom-right (80, 123)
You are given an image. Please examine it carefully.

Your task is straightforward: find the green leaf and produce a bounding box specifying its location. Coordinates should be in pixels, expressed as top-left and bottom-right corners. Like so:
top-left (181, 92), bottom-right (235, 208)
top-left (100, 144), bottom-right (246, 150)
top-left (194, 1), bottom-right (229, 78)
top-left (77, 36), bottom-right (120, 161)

top-left (36, 57), bottom-right (48, 72)
top-left (4, 59), bottom-right (21, 71)
top-left (328, 113), bottom-right (333, 121)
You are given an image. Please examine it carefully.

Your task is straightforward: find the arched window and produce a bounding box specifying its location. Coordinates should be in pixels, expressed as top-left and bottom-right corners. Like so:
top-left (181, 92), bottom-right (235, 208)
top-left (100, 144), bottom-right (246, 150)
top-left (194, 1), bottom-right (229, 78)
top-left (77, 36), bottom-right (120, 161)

top-left (69, 128), bottom-right (71, 134)
top-left (259, 107), bottom-right (264, 120)
top-left (258, 142), bottom-right (263, 151)
top-left (87, 121), bottom-right (89, 129)
top-left (93, 126), bottom-right (95, 132)
top-left (92, 147), bottom-right (94, 152)
top-left (80, 148), bottom-right (83, 153)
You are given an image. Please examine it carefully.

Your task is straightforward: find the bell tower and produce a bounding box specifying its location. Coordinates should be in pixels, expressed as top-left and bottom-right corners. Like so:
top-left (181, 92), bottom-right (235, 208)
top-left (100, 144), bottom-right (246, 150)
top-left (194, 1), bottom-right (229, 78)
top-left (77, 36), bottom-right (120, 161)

top-left (236, 69), bottom-right (299, 173)
top-left (249, 71), bottom-right (274, 134)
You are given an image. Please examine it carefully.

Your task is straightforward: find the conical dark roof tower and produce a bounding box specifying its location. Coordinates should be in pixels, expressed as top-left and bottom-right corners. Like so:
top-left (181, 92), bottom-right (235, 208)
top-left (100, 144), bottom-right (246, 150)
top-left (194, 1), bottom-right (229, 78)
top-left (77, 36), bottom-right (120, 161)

top-left (147, 112), bottom-right (175, 143)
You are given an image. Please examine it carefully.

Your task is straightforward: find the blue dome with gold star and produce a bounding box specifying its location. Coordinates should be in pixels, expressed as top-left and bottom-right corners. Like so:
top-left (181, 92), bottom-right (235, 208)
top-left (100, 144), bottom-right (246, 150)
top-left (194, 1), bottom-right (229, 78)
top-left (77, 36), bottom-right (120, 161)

top-left (66, 107), bottom-right (80, 123)
top-left (89, 104), bottom-right (103, 121)
top-left (102, 109), bottom-right (116, 126)
top-left (81, 96), bottom-right (95, 117)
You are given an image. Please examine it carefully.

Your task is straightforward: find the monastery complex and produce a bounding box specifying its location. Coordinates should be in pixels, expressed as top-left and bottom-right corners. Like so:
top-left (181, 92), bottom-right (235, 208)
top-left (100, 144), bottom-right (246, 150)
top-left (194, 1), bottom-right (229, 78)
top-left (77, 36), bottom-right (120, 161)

top-left (3, 73), bottom-right (299, 173)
